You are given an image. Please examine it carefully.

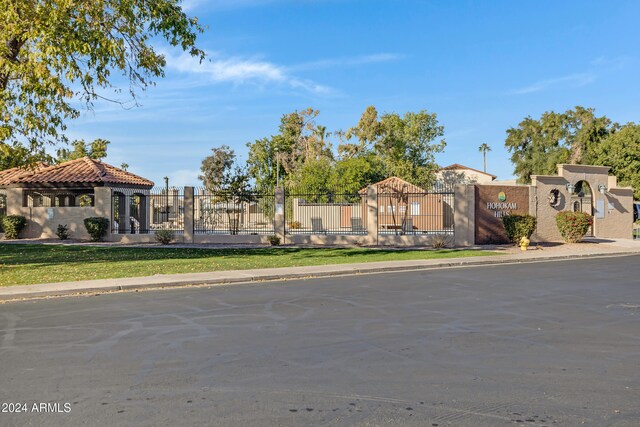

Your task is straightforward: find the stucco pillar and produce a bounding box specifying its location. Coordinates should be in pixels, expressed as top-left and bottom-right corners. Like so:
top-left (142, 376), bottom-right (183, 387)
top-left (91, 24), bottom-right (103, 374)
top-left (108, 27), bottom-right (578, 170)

top-left (454, 184), bottom-right (475, 247)
top-left (274, 187), bottom-right (285, 243)
top-left (366, 185), bottom-right (378, 246)
top-left (94, 187), bottom-right (112, 240)
top-left (183, 186), bottom-right (194, 243)
top-left (5, 188), bottom-right (22, 216)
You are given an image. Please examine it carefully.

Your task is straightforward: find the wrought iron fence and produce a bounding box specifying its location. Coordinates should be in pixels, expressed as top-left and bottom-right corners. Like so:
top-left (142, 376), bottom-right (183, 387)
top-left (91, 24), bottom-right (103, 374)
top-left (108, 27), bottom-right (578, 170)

top-left (111, 187), bottom-right (184, 234)
top-left (193, 187), bottom-right (275, 235)
top-left (377, 190), bottom-right (454, 235)
top-left (149, 187), bottom-right (184, 233)
top-left (285, 187), bottom-right (367, 235)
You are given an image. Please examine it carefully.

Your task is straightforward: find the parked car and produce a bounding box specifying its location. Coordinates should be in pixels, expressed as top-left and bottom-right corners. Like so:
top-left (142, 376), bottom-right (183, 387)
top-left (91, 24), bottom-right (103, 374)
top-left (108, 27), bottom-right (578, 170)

top-left (635, 202), bottom-right (640, 222)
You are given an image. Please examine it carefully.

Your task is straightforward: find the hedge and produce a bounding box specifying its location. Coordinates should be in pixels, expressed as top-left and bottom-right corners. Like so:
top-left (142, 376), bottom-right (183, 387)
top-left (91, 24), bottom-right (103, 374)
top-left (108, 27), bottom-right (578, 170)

top-left (502, 214), bottom-right (537, 244)
top-left (84, 217), bottom-right (110, 242)
top-left (2, 215), bottom-right (27, 239)
top-left (555, 211), bottom-right (593, 243)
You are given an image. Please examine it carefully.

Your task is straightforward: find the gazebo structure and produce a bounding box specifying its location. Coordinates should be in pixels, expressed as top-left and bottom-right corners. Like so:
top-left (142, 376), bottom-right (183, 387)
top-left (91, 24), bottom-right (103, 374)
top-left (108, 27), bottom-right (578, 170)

top-left (0, 157), bottom-right (153, 240)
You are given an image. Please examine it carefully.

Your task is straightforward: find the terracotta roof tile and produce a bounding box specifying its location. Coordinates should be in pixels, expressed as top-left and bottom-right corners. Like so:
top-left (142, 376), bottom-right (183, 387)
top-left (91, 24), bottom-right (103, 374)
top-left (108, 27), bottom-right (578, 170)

top-left (2, 157), bottom-right (153, 187)
top-left (0, 162), bottom-right (49, 186)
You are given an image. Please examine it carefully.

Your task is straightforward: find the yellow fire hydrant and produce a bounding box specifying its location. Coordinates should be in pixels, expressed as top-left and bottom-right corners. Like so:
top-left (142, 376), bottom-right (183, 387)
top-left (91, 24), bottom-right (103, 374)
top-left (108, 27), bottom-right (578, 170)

top-left (519, 236), bottom-right (530, 251)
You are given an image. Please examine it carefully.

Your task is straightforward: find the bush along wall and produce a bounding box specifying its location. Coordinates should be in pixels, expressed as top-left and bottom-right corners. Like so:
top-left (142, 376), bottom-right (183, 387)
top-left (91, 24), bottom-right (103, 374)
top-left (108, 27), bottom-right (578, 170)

top-left (555, 211), bottom-right (593, 243)
top-left (2, 215), bottom-right (27, 239)
top-left (502, 214), bottom-right (537, 244)
top-left (84, 217), bottom-right (110, 242)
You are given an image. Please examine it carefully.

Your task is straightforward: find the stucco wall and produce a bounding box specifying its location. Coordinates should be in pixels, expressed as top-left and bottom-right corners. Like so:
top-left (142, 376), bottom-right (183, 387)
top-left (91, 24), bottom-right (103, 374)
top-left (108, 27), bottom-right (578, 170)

top-left (531, 165), bottom-right (634, 241)
top-left (4, 188), bottom-right (103, 240)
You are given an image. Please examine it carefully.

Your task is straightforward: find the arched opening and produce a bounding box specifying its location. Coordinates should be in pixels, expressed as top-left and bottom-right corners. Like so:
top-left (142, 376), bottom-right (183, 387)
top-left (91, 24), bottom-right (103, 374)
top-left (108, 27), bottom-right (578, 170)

top-left (570, 180), bottom-right (594, 237)
top-left (112, 192), bottom-right (126, 234)
top-left (130, 193), bottom-right (147, 234)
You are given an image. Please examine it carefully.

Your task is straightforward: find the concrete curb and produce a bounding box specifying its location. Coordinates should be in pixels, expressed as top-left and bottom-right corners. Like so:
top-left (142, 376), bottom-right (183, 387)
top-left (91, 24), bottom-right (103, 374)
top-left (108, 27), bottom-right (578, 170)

top-left (1, 250), bottom-right (639, 302)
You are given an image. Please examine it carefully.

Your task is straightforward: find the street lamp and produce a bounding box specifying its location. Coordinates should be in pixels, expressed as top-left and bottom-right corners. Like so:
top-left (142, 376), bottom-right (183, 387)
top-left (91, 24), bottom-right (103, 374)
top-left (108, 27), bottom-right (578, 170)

top-left (566, 183), bottom-right (575, 193)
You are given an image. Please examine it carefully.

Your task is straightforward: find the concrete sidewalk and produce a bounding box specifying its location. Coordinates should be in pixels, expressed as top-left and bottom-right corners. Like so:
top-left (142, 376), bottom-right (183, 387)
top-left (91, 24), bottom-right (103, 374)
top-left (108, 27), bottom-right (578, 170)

top-left (1, 238), bottom-right (639, 301)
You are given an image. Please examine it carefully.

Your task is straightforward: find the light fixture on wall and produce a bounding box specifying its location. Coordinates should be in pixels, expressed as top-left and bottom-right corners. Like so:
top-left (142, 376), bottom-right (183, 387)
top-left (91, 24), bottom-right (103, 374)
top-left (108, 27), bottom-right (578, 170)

top-left (598, 184), bottom-right (608, 195)
top-left (566, 183), bottom-right (575, 193)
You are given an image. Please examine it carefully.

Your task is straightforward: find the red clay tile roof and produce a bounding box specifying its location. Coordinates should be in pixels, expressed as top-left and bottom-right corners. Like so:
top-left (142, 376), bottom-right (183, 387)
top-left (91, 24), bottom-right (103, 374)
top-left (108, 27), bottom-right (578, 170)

top-left (439, 163), bottom-right (497, 179)
top-left (359, 176), bottom-right (427, 194)
top-left (2, 157), bottom-right (153, 187)
top-left (0, 162), bottom-right (49, 186)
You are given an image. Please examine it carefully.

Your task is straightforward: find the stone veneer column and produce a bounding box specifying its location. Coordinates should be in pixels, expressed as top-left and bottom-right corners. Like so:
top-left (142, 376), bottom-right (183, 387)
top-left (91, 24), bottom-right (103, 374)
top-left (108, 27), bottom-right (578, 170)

top-left (183, 186), bottom-right (194, 243)
top-left (274, 187), bottom-right (285, 243)
top-left (366, 185), bottom-right (378, 246)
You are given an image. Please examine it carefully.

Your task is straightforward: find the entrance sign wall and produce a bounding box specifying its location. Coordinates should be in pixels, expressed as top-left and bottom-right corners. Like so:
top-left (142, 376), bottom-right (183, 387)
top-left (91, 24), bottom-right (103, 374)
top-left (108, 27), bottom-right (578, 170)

top-left (457, 164), bottom-right (635, 245)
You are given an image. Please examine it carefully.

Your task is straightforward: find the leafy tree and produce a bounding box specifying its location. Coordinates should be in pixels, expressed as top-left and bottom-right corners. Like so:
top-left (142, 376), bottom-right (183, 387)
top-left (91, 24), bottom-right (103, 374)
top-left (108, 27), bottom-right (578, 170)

top-left (334, 153), bottom-right (386, 194)
top-left (590, 123), bottom-right (640, 199)
top-left (505, 107), bottom-right (616, 183)
top-left (199, 145), bottom-right (254, 234)
top-left (246, 108), bottom-right (332, 189)
top-left (199, 145), bottom-right (236, 190)
top-left (478, 143), bottom-right (491, 173)
top-left (57, 138), bottom-right (110, 162)
top-left (344, 106), bottom-right (445, 188)
top-left (0, 0), bottom-right (204, 168)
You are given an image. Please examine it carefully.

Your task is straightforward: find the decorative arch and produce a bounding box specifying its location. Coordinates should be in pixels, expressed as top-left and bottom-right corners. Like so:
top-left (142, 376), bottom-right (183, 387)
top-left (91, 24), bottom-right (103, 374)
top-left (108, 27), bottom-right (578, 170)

top-left (570, 180), bottom-right (594, 236)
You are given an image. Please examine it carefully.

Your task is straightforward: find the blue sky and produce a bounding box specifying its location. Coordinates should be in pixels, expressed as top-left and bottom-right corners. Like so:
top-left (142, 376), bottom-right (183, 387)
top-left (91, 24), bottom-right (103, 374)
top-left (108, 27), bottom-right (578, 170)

top-left (70, 0), bottom-right (640, 186)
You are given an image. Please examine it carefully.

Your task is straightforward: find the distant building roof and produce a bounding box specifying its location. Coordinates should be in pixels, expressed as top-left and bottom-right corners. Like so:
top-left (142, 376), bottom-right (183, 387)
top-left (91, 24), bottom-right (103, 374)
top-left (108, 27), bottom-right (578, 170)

top-left (360, 176), bottom-right (427, 194)
top-left (0, 157), bottom-right (153, 187)
top-left (439, 163), bottom-right (497, 179)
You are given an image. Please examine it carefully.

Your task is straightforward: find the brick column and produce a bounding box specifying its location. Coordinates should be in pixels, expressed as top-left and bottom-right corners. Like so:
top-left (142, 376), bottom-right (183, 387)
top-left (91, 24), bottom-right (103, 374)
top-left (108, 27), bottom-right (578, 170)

top-left (183, 186), bottom-right (194, 243)
top-left (366, 185), bottom-right (378, 246)
top-left (274, 187), bottom-right (285, 243)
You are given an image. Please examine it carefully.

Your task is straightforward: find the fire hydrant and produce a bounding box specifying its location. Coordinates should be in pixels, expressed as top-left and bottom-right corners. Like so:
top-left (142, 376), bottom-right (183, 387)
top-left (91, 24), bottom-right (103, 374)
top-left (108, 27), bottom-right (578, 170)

top-left (519, 236), bottom-right (530, 251)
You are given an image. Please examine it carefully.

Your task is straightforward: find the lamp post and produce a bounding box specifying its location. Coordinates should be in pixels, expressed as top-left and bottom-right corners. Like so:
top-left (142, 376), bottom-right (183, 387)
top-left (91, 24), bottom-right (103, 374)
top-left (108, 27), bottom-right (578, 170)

top-left (164, 176), bottom-right (169, 223)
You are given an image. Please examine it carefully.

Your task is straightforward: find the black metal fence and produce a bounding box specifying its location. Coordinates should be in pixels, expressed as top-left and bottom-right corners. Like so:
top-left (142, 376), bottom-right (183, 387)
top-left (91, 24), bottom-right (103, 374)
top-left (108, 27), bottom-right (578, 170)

top-left (149, 187), bottom-right (184, 233)
top-left (377, 190), bottom-right (454, 235)
top-left (112, 187), bottom-right (184, 234)
top-left (193, 187), bottom-right (275, 235)
top-left (285, 187), bottom-right (367, 235)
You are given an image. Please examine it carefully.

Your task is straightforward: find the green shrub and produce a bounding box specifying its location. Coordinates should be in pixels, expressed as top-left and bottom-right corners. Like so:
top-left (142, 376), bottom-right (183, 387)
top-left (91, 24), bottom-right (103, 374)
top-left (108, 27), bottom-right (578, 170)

top-left (83, 217), bottom-right (109, 242)
top-left (56, 224), bottom-right (70, 240)
top-left (2, 215), bottom-right (27, 239)
top-left (502, 214), bottom-right (537, 244)
top-left (154, 229), bottom-right (175, 245)
top-left (267, 235), bottom-right (281, 246)
top-left (555, 211), bottom-right (593, 243)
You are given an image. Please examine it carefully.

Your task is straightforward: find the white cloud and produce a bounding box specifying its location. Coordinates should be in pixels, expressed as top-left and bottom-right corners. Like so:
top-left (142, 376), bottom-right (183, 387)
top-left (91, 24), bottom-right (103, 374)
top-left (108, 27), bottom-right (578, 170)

top-left (163, 50), bottom-right (334, 95)
top-left (508, 73), bottom-right (595, 95)
top-left (290, 53), bottom-right (403, 72)
top-left (591, 55), bottom-right (632, 69)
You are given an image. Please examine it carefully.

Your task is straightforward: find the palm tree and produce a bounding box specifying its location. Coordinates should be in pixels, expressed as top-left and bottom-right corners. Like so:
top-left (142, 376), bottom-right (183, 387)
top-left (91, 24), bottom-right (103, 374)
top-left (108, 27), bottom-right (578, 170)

top-left (478, 143), bottom-right (491, 173)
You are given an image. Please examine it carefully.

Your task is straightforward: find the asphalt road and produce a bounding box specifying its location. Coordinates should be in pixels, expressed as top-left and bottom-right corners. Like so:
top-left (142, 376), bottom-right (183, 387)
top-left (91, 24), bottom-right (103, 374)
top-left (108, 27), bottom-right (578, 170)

top-left (1, 256), bottom-right (639, 426)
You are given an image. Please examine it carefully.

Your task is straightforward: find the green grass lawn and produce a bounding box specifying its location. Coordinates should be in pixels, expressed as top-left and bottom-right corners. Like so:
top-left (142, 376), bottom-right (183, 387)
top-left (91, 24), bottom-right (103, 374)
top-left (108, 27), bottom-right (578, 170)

top-left (0, 244), bottom-right (498, 286)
